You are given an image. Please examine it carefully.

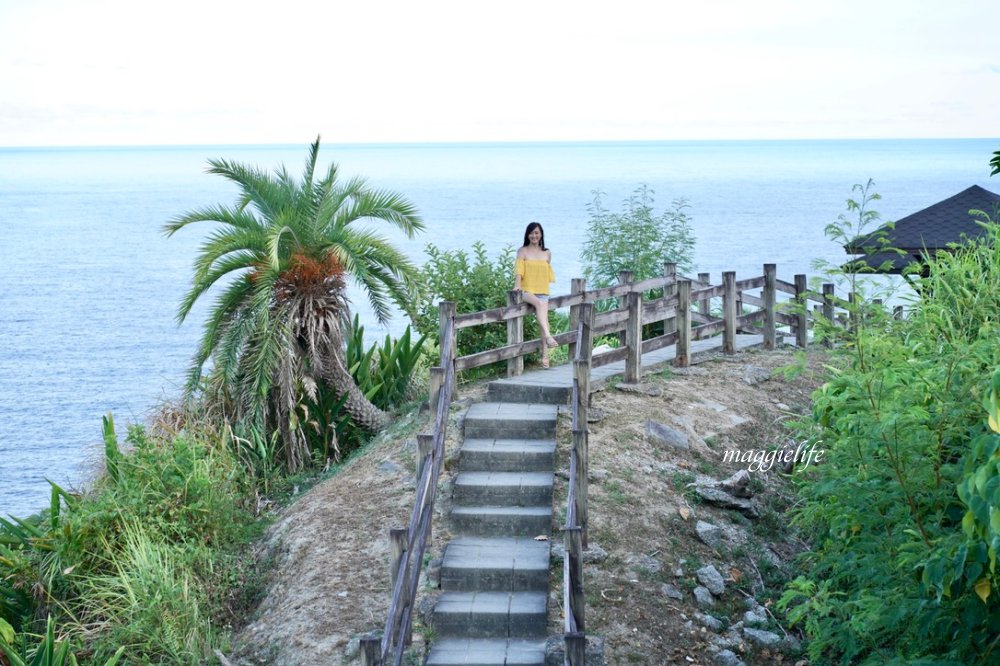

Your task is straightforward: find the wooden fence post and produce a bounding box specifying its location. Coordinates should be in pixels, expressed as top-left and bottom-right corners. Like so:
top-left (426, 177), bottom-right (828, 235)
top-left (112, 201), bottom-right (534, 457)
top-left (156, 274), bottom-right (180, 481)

top-left (697, 272), bottom-right (711, 318)
top-left (360, 637), bottom-right (380, 666)
top-left (893, 305), bottom-right (904, 320)
top-left (617, 270), bottom-right (633, 346)
top-left (389, 528), bottom-right (411, 645)
top-left (428, 367), bottom-right (444, 417)
top-left (795, 274), bottom-right (808, 348)
top-left (576, 303), bottom-right (594, 549)
top-left (722, 271), bottom-right (736, 354)
top-left (438, 301), bottom-right (457, 394)
top-left (567, 278), bottom-right (586, 361)
top-left (416, 434), bottom-right (433, 482)
top-left (763, 264), bottom-right (776, 350)
top-left (625, 291), bottom-right (642, 383)
top-left (566, 632), bottom-right (586, 666)
top-left (675, 280), bottom-right (691, 367)
top-left (567, 518), bottom-right (585, 635)
top-left (663, 262), bottom-right (677, 335)
top-left (506, 289), bottom-right (524, 377)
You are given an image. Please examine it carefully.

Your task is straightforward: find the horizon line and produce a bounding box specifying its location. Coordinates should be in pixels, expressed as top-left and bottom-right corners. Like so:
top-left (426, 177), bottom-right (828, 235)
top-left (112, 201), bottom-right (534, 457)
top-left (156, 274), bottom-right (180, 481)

top-left (2, 136), bottom-right (998, 152)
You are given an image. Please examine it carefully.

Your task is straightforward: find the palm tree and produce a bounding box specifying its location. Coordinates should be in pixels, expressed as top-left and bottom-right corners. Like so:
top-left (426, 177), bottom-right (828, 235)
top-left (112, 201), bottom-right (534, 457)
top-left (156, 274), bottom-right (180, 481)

top-left (164, 138), bottom-right (424, 466)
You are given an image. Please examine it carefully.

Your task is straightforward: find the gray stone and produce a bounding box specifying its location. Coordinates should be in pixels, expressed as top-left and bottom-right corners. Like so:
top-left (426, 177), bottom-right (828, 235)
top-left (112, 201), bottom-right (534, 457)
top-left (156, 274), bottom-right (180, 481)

top-left (587, 408), bottom-right (606, 423)
top-left (646, 420), bottom-right (690, 450)
top-left (693, 586), bottom-right (715, 608)
top-left (743, 628), bottom-right (782, 649)
top-left (742, 365), bottom-right (772, 385)
top-left (720, 470), bottom-right (753, 498)
top-left (551, 542), bottom-right (609, 564)
top-left (694, 485), bottom-right (760, 518)
top-left (697, 564), bottom-right (726, 596)
top-left (713, 649), bottom-right (746, 666)
top-left (743, 607), bottom-right (768, 626)
top-left (696, 520), bottom-right (725, 549)
top-left (616, 382), bottom-right (662, 397)
top-left (627, 553), bottom-right (662, 574)
top-left (544, 635), bottom-right (605, 665)
top-left (378, 459), bottom-right (403, 474)
top-left (343, 630), bottom-right (380, 659)
top-left (661, 583), bottom-right (685, 600)
top-left (695, 612), bottom-right (724, 632)
top-left (589, 469), bottom-right (609, 482)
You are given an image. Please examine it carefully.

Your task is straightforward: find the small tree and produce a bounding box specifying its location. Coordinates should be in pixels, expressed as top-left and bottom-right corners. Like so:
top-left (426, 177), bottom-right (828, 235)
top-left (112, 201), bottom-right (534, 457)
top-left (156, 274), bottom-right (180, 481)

top-left (580, 184), bottom-right (695, 289)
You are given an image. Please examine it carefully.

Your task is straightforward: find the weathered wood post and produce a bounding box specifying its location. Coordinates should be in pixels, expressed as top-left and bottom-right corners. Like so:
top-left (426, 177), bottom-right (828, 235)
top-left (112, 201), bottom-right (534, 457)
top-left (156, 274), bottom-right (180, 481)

top-left (625, 290), bottom-right (642, 383)
top-left (617, 270), bottom-right (633, 347)
top-left (893, 305), bottom-right (904, 320)
top-left (763, 264), bottom-right (776, 350)
top-left (663, 262), bottom-right (677, 335)
top-left (795, 275), bottom-right (809, 348)
top-left (360, 637), bottom-right (380, 666)
top-left (428, 367), bottom-right (444, 417)
top-left (697, 272), bottom-right (711, 318)
top-left (722, 271), bottom-right (736, 354)
top-left (389, 528), bottom-right (411, 645)
top-left (565, 633), bottom-right (586, 666)
top-left (416, 434), bottom-right (433, 482)
top-left (675, 279), bottom-right (691, 367)
top-left (506, 289), bottom-right (524, 377)
top-left (438, 301), bottom-right (457, 394)
top-left (567, 277), bottom-right (586, 361)
top-left (575, 302), bottom-right (594, 548)
top-left (567, 515), bottom-right (585, 636)
top-left (821, 283), bottom-right (836, 348)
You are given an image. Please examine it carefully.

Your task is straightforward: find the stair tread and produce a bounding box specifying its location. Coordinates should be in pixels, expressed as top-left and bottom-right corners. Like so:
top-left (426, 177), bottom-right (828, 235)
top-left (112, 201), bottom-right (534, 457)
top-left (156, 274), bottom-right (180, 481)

top-left (455, 471), bottom-right (553, 486)
top-left (443, 536), bottom-right (550, 571)
top-left (426, 638), bottom-right (546, 665)
top-left (461, 438), bottom-right (556, 452)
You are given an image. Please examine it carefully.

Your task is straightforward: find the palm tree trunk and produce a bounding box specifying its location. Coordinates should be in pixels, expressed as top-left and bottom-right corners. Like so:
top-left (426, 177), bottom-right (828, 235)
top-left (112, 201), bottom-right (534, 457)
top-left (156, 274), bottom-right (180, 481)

top-left (318, 355), bottom-right (391, 432)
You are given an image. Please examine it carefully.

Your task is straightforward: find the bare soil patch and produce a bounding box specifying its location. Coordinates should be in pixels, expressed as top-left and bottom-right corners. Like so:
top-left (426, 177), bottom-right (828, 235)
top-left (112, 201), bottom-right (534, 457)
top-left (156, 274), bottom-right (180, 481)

top-left (231, 347), bottom-right (828, 665)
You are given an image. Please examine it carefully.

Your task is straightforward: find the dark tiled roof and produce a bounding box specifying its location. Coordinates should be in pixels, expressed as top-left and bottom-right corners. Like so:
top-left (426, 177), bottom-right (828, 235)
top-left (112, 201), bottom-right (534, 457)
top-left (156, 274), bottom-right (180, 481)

top-left (845, 185), bottom-right (1000, 253)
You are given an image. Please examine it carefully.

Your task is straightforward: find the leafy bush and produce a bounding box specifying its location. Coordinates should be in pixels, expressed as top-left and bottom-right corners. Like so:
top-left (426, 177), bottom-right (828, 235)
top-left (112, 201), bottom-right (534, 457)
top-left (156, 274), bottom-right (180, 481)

top-left (778, 208), bottom-right (1000, 663)
top-left (580, 185), bottom-right (695, 293)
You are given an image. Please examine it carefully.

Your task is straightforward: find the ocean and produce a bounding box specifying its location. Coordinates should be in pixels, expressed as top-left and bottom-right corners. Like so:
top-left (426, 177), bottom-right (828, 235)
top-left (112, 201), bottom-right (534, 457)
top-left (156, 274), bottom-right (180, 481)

top-left (1, 139), bottom-right (996, 517)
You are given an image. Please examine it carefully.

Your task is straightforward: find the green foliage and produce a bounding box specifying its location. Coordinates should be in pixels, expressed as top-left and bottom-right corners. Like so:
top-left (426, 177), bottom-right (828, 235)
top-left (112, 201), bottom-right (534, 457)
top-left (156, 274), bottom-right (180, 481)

top-left (780, 213), bottom-right (1000, 663)
top-left (990, 149), bottom-right (1000, 177)
top-left (580, 185), bottom-right (695, 291)
top-left (346, 315), bottom-right (426, 411)
top-left (0, 616), bottom-right (124, 666)
top-left (416, 241), bottom-right (514, 357)
top-left (0, 408), bottom-right (258, 664)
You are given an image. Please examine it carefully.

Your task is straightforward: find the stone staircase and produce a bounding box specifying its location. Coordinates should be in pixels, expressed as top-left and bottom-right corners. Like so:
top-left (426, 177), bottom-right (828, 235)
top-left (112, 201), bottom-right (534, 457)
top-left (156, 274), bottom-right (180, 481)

top-left (426, 396), bottom-right (562, 665)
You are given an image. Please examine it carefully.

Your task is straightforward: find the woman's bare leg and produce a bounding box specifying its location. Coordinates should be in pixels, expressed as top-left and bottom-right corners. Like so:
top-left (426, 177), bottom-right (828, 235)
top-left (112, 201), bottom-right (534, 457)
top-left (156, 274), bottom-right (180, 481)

top-left (522, 292), bottom-right (557, 351)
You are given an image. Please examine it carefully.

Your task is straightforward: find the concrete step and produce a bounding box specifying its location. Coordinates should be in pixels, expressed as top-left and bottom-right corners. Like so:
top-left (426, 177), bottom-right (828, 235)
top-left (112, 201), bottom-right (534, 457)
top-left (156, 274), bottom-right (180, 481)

top-left (463, 403), bottom-right (558, 440)
top-left (452, 472), bottom-right (553, 507)
top-left (440, 536), bottom-right (550, 592)
top-left (460, 438), bottom-right (555, 473)
top-left (487, 379), bottom-right (572, 405)
top-left (432, 591), bottom-right (547, 639)
top-left (451, 505), bottom-right (552, 537)
top-left (426, 638), bottom-right (546, 666)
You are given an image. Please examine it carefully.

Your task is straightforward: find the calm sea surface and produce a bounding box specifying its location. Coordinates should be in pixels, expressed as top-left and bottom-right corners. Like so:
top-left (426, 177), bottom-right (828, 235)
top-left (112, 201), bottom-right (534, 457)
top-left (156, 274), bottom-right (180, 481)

top-left (1, 139), bottom-right (996, 516)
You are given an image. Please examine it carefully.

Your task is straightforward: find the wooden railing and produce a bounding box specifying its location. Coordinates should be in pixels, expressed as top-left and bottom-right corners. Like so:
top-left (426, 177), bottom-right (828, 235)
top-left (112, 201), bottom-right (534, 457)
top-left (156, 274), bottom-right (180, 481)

top-left (360, 311), bottom-right (457, 666)
top-left (563, 302), bottom-right (594, 664)
top-left (449, 263), bottom-right (851, 380)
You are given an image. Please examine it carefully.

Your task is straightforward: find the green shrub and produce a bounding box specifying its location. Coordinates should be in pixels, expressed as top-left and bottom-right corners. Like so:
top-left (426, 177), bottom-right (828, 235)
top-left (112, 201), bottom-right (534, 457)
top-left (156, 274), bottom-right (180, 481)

top-left (778, 212), bottom-right (1000, 663)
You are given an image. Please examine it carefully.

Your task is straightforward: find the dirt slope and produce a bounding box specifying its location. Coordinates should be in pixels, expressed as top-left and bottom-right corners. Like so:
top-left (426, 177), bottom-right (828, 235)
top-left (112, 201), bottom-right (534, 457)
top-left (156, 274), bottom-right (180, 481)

top-left (232, 346), bottom-right (827, 665)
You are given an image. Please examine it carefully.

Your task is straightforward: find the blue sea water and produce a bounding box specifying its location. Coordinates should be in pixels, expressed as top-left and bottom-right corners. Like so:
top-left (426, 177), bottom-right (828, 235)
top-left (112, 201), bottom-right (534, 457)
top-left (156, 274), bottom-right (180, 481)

top-left (1, 139), bottom-right (996, 517)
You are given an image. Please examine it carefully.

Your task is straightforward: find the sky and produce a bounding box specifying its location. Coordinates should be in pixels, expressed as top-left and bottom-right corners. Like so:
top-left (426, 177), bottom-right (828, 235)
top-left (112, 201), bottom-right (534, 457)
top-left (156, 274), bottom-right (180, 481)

top-left (1, 0), bottom-right (997, 147)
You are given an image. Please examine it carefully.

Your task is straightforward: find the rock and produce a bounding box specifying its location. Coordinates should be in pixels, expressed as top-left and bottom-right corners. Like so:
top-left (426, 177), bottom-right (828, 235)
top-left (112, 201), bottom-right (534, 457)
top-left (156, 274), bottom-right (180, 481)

top-left (693, 485), bottom-right (760, 518)
top-left (617, 382), bottom-right (663, 397)
top-left (588, 469), bottom-right (609, 483)
top-left (344, 630), bottom-right (380, 659)
top-left (694, 612), bottom-right (724, 632)
top-left (544, 635), bottom-right (605, 665)
top-left (743, 628), bottom-right (782, 649)
top-left (426, 558), bottom-right (442, 587)
top-left (627, 553), bottom-right (662, 574)
top-left (696, 565), bottom-right (726, 596)
top-left (646, 420), bottom-right (690, 451)
top-left (661, 583), bottom-right (685, 600)
top-left (742, 365), bottom-right (772, 385)
top-left (720, 470), bottom-right (753, 498)
top-left (551, 542), bottom-right (609, 564)
top-left (696, 520), bottom-right (725, 549)
top-left (713, 649), bottom-right (746, 666)
top-left (377, 459), bottom-right (403, 474)
top-left (743, 607), bottom-right (768, 626)
top-left (586, 408), bottom-right (606, 423)
top-left (693, 586), bottom-right (715, 608)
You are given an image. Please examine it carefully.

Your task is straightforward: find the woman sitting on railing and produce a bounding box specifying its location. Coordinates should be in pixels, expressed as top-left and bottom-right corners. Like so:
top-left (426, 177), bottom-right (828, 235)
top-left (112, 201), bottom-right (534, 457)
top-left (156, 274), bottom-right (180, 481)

top-left (515, 222), bottom-right (558, 367)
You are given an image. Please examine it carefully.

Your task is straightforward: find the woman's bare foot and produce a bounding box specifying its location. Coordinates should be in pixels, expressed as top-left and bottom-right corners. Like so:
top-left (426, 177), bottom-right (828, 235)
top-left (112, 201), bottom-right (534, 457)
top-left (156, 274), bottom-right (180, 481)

top-left (541, 354), bottom-right (550, 368)
top-left (546, 335), bottom-right (559, 348)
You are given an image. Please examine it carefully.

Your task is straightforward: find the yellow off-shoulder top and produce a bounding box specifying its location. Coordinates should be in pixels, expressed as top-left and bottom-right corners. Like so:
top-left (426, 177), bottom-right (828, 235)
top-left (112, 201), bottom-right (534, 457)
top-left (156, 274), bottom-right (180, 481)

top-left (515, 258), bottom-right (555, 295)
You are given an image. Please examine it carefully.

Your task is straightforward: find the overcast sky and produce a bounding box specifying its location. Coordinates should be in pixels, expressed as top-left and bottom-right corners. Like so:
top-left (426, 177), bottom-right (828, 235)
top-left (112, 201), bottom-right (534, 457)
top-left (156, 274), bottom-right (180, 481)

top-left (1, 0), bottom-right (997, 147)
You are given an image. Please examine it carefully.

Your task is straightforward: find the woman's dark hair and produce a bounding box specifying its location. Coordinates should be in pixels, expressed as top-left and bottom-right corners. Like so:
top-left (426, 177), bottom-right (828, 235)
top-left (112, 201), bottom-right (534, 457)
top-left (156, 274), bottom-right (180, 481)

top-left (522, 222), bottom-right (546, 250)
